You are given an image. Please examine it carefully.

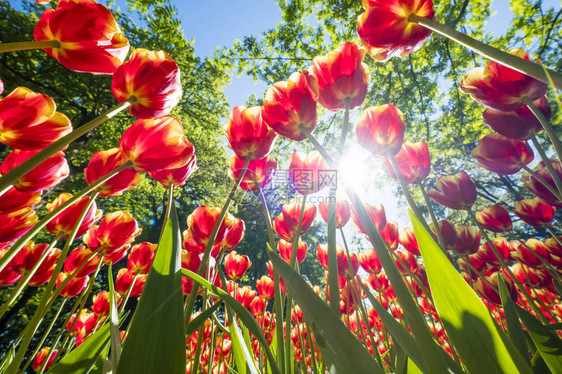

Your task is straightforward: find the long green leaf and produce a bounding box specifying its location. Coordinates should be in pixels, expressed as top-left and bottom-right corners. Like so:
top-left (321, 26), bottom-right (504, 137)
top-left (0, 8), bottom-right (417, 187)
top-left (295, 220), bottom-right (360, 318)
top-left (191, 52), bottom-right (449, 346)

top-left (267, 247), bottom-right (383, 374)
top-left (228, 310), bottom-right (258, 374)
top-left (116, 204), bottom-right (185, 374)
top-left (181, 269), bottom-right (281, 374)
top-left (516, 305), bottom-right (562, 373)
top-left (107, 265), bottom-right (121, 372)
top-left (498, 277), bottom-right (530, 365)
top-left (410, 211), bottom-right (532, 373)
top-left (46, 323), bottom-right (111, 373)
top-left (185, 301), bottom-right (222, 337)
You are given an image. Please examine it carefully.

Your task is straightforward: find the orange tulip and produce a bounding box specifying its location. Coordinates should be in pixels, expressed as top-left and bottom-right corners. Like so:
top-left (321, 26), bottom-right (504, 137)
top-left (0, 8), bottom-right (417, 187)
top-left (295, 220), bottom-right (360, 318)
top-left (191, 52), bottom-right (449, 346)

top-left (318, 197), bottom-right (351, 228)
top-left (522, 159), bottom-right (562, 207)
top-left (475, 205), bottom-right (513, 233)
top-left (46, 193), bottom-right (102, 239)
top-left (33, 0), bottom-right (129, 74)
top-left (112, 48), bottom-right (181, 118)
top-left (357, 0), bottom-right (434, 61)
top-left (471, 134), bottom-right (534, 175)
top-left (229, 155), bottom-right (277, 192)
top-left (0, 208), bottom-right (38, 247)
top-left (84, 148), bottom-right (141, 197)
top-left (224, 250), bottom-right (252, 280)
top-left (83, 211), bottom-right (141, 255)
top-left (0, 150), bottom-right (68, 193)
top-left (33, 347), bottom-right (58, 372)
top-left (428, 171), bottom-right (477, 210)
top-left (119, 116), bottom-right (195, 172)
top-left (278, 239), bottom-right (308, 264)
top-left (0, 87), bottom-right (72, 150)
top-left (514, 197), bottom-right (556, 227)
top-left (308, 42), bottom-right (369, 111)
top-left (381, 141), bottom-right (430, 183)
top-left (149, 154), bottom-right (197, 189)
top-left (224, 105), bottom-right (277, 159)
top-left (288, 151), bottom-right (332, 195)
top-left (0, 187), bottom-right (41, 214)
top-left (356, 105), bottom-right (406, 157)
top-left (127, 242), bottom-right (157, 275)
top-left (483, 96), bottom-right (550, 140)
top-left (460, 48), bottom-right (547, 112)
top-left (350, 202), bottom-right (387, 233)
top-left (263, 71), bottom-right (318, 141)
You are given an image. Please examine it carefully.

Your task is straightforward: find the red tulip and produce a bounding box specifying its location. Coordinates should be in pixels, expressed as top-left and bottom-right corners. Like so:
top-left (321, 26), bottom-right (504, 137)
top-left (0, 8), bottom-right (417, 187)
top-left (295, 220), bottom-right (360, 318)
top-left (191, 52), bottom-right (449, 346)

top-left (0, 87), bottom-right (72, 150)
top-left (224, 105), bottom-right (277, 159)
top-left (262, 71), bottom-right (318, 141)
top-left (127, 242), bottom-right (157, 275)
top-left (46, 193), bottom-right (101, 239)
top-left (381, 141), bottom-right (430, 183)
top-left (471, 134), bottom-right (534, 175)
top-left (453, 225), bottom-right (481, 256)
top-left (11, 241), bottom-right (50, 275)
top-left (428, 171), bottom-right (477, 210)
top-left (478, 237), bottom-right (512, 266)
top-left (457, 253), bottom-right (485, 273)
top-left (33, 0), bottom-right (129, 74)
top-left (523, 159), bottom-right (562, 207)
top-left (358, 248), bottom-right (382, 274)
top-left (0, 248), bottom-right (21, 286)
top-left (379, 221), bottom-right (399, 250)
top-left (235, 285), bottom-right (257, 308)
top-left (224, 250), bottom-right (252, 280)
top-left (394, 249), bottom-right (418, 275)
top-left (28, 247), bottom-right (61, 287)
top-left (308, 42), bottom-right (369, 111)
top-left (223, 218), bottom-right (245, 251)
top-left (66, 309), bottom-right (97, 337)
top-left (473, 272), bottom-right (517, 305)
top-left (149, 154), bottom-right (197, 189)
top-left (318, 197), bottom-right (351, 228)
top-left (0, 208), bottom-right (38, 246)
top-left (186, 206), bottom-right (235, 248)
top-left (229, 155), bottom-right (277, 192)
top-left (399, 227), bottom-right (420, 255)
top-left (336, 249), bottom-right (359, 280)
top-left (278, 239), bottom-right (308, 264)
top-left (85, 148), bottom-right (141, 197)
top-left (112, 48), bottom-right (181, 118)
top-left (119, 116), bottom-right (194, 173)
top-left (115, 268), bottom-right (146, 297)
top-left (483, 96), bottom-right (550, 140)
top-left (256, 275), bottom-right (274, 300)
top-left (64, 246), bottom-right (100, 277)
top-left (514, 198), bottom-right (556, 227)
top-left (357, 0), bottom-right (434, 61)
top-left (92, 290), bottom-right (111, 317)
top-left (460, 48), bottom-right (547, 112)
top-left (33, 347), bottom-right (58, 372)
top-left (0, 150), bottom-right (68, 193)
top-left (350, 203), bottom-right (387, 234)
top-left (57, 272), bottom-right (89, 298)
top-left (0, 187), bottom-right (41, 214)
top-left (102, 244), bottom-right (130, 266)
top-left (511, 263), bottom-right (547, 289)
top-left (250, 296), bottom-right (266, 317)
top-left (475, 205), bottom-right (513, 233)
top-left (83, 211), bottom-right (141, 256)
top-left (316, 244), bottom-right (329, 270)
top-left (0, 79), bottom-right (3, 95)
top-left (429, 220), bottom-right (457, 251)
top-left (367, 271), bottom-right (389, 291)
top-left (511, 239), bottom-right (549, 268)
top-left (544, 237), bottom-right (562, 257)
top-left (276, 202), bottom-right (317, 239)
top-left (356, 105), bottom-right (406, 156)
top-left (288, 151), bottom-right (332, 195)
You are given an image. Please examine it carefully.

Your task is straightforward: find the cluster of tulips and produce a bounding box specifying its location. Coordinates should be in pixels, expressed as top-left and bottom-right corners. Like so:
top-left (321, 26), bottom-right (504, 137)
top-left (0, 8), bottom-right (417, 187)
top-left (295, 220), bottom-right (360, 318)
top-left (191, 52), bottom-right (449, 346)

top-left (0, 0), bottom-right (561, 373)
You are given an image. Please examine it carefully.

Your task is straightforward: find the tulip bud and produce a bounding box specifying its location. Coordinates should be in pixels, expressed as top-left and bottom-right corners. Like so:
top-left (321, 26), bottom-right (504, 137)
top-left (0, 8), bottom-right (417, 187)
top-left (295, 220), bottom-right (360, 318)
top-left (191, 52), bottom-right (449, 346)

top-left (379, 222), bottom-right (399, 250)
top-left (64, 246), bottom-right (100, 277)
top-left (473, 272), bottom-right (517, 305)
top-left (186, 206), bottom-right (235, 248)
top-left (511, 239), bottom-right (549, 268)
top-left (33, 347), bottom-right (58, 372)
top-left (428, 171), bottom-right (477, 210)
top-left (115, 268), bottom-right (146, 297)
top-left (478, 237), bottom-right (512, 266)
top-left (223, 218), bottom-right (245, 251)
top-left (92, 290), bottom-right (111, 317)
top-left (84, 211), bottom-right (142, 256)
top-left (278, 239), bottom-right (308, 264)
top-left (256, 275), bottom-right (274, 300)
top-left (28, 247), bottom-right (61, 287)
top-left (367, 271), bottom-right (389, 291)
top-left (112, 49), bottom-right (181, 118)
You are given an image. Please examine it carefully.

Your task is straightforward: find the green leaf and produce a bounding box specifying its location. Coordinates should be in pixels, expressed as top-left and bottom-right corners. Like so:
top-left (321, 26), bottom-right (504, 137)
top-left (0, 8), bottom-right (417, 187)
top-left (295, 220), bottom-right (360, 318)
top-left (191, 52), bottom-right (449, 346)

top-left (407, 358), bottom-right (424, 374)
top-left (516, 305), bottom-right (562, 373)
top-left (228, 310), bottom-right (257, 374)
top-left (498, 276), bottom-right (530, 365)
top-left (117, 204), bottom-right (186, 374)
top-left (181, 269), bottom-right (281, 374)
top-left (267, 247), bottom-right (383, 374)
top-left (46, 324), bottom-right (111, 373)
top-left (185, 301), bottom-right (222, 337)
top-left (107, 265), bottom-right (121, 372)
top-left (410, 210), bottom-right (533, 374)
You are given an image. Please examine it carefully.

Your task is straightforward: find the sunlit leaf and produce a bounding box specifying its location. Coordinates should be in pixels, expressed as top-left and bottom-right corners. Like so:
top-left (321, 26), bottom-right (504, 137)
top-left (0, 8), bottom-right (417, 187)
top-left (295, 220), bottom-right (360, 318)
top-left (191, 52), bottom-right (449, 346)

top-left (498, 276), bottom-right (530, 364)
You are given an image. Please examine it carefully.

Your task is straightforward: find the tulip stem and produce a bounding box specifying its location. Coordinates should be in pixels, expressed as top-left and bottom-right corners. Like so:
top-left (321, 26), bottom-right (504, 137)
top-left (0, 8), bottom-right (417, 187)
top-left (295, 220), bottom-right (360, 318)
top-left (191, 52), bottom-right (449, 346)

top-left (527, 100), bottom-right (562, 162)
top-left (289, 195), bottom-right (306, 269)
top-left (184, 155), bottom-right (252, 332)
top-left (0, 162), bottom-right (131, 275)
top-left (0, 234), bottom-right (61, 320)
top-left (338, 98), bottom-right (351, 152)
top-left (0, 40), bottom-right (60, 53)
top-left (521, 164), bottom-right (562, 200)
top-left (119, 274), bottom-right (139, 316)
top-left (419, 181), bottom-right (446, 252)
top-left (529, 136), bottom-right (562, 195)
top-left (408, 14), bottom-right (562, 89)
top-left (8, 191), bottom-right (99, 373)
top-left (0, 99), bottom-right (134, 197)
